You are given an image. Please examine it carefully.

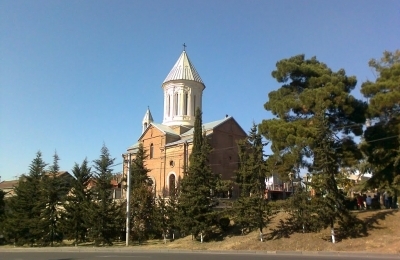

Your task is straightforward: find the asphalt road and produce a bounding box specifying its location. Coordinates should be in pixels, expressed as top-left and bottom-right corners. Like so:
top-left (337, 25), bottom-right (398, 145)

top-left (0, 251), bottom-right (398, 260)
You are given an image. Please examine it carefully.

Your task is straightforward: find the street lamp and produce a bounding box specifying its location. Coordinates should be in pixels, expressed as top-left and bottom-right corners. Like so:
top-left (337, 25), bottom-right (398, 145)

top-left (125, 153), bottom-right (132, 247)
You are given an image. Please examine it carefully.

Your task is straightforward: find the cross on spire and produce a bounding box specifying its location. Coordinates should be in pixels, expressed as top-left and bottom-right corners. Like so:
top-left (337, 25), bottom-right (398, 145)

top-left (183, 43), bottom-right (187, 51)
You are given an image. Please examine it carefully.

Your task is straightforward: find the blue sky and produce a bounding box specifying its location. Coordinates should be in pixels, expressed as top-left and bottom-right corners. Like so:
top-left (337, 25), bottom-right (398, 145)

top-left (1, 0), bottom-right (399, 180)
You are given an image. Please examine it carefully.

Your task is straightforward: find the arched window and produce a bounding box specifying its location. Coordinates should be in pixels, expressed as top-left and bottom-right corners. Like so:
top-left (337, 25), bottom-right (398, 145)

top-left (174, 93), bottom-right (179, 115)
top-left (149, 143), bottom-right (154, 159)
top-left (184, 93), bottom-right (188, 115)
top-left (167, 95), bottom-right (171, 117)
top-left (169, 174), bottom-right (176, 196)
top-left (193, 95), bottom-right (196, 116)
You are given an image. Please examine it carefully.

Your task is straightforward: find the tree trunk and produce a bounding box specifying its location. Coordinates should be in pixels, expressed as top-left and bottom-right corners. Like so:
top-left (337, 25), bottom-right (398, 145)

top-left (330, 220), bottom-right (335, 243)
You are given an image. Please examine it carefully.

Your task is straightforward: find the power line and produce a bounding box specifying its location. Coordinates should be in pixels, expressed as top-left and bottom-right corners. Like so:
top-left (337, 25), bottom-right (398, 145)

top-left (365, 135), bottom-right (398, 143)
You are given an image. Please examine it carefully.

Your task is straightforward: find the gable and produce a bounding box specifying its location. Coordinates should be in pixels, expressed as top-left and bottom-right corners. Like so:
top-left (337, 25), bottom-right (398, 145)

top-left (213, 117), bottom-right (247, 137)
top-left (139, 124), bottom-right (166, 142)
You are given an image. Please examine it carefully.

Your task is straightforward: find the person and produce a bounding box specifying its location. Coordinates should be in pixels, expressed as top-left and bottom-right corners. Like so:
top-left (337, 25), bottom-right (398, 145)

top-left (388, 194), bottom-right (393, 209)
top-left (374, 191), bottom-right (381, 209)
top-left (384, 191), bottom-right (389, 209)
top-left (357, 194), bottom-right (364, 210)
top-left (366, 195), bottom-right (372, 210)
top-left (363, 194), bottom-right (367, 209)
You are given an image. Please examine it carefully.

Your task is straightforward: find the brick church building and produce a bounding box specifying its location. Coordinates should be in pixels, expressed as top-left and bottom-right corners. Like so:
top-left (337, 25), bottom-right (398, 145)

top-left (122, 49), bottom-right (247, 198)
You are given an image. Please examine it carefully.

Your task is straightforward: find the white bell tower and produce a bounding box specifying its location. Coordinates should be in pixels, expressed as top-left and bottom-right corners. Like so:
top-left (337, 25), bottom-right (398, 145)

top-left (162, 46), bottom-right (205, 127)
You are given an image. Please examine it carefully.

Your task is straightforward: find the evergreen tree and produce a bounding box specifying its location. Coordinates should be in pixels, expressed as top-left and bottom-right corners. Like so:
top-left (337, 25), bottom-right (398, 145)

top-left (234, 123), bottom-right (271, 241)
top-left (4, 152), bottom-right (47, 246)
top-left (259, 55), bottom-right (367, 240)
top-left (154, 195), bottom-right (169, 243)
top-left (62, 158), bottom-right (92, 245)
top-left (0, 188), bottom-right (5, 243)
top-left (360, 50), bottom-right (400, 207)
top-left (154, 192), bottom-right (178, 243)
top-left (310, 118), bottom-right (365, 239)
top-left (177, 108), bottom-right (217, 242)
top-left (128, 143), bottom-right (154, 244)
top-left (284, 186), bottom-right (320, 234)
top-left (87, 145), bottom-right (121, 246)
top-left (39, 152), bottom-right (65, 246)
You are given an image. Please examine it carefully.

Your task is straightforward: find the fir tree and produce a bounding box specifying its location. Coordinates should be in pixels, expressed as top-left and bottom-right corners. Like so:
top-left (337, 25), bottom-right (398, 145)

top-left (0, 188), bottom-right (5, 241)
top-left (154, 192), bottom-right (179, 243)
top-left (62, 158), bottom-right (92, 245)
top-left (87, 145), bottom-right (121, 246)
top-left (178, 108), bottom-right (217, 242)
top-left (128, 143), bottom-right (154, 244)
top-left (39, 152), bottom-right (65, 246)
top-left (234, 123), bottom-right (271, 241)
top-left (310, 117), bottom-right (365, 240)
top-left (4, 152), bottom-right (47, 246)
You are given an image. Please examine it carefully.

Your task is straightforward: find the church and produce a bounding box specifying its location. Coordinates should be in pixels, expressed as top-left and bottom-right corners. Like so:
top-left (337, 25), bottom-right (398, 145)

top-left (122, 48), bottom-right (247, 198)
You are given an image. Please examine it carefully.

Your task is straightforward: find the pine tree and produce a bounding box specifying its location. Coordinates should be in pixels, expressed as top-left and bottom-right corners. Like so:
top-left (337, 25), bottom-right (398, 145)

top-left (128, 143), bottom-right (154, 244)
top-left (177, 108), bottom-right (217, 242)
top-left (234, 123), bottom-right (270, 241)
top-left (62, 158), bottom-right (93, 245)
top-left (87, 145), bottom-right (121, 246)
top-left (259, 54), bottom-right (367, 240)
top-left (39, 152), bottom-right (66, 246)
top-left (360, 50), bottom-right (400, 207)
top-left (4, 152), bottom-right (47, 246)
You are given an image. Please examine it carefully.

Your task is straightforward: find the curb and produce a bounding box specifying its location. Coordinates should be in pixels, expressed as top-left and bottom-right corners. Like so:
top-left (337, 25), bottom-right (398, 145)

top-left (0, 247), bottom-right (399, 257)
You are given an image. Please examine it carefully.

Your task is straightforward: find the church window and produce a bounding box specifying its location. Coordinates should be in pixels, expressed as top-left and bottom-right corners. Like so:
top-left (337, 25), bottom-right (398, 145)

top-left (169, 174), bottom-right (176, 196)
top-left (193, 95), bottom-right (196, 115)
top-left (144, 122), bottom-right (148, 129)
top-left (149, 143), bottom-right (154, 159)
top-left (169, 160), bottom-right (175, 167)
top-left (184, 93), bottom-right (188, 115)
top-left (174, 93), bottom-right (179, 115)
top-left (167, 95), bottom-right (171, 117)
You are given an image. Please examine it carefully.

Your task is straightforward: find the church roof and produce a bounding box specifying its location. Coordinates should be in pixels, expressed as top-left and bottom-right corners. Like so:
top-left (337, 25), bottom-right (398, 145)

top-left (142, 107), bottom-right (154, 123)
top-left (163, 51), bottom-right (204, 84)
top-left (127, 116), bottom-right (244, 151)
top-left (151, 123), bottom-right (180, 136)
top-left (127, 142), bottom-right (140, 151)
top-left (181, 116), bottom-right (232, 137)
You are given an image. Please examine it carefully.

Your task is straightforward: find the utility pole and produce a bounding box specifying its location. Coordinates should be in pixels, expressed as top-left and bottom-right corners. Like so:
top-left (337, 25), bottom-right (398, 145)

top-left (125, 153), bottom-right (131, 246)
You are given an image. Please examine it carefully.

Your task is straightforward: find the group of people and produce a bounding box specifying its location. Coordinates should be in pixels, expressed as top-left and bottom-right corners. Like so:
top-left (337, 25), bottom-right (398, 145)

top-left (356, 194), bottom-right (373, 210)
top-left (356, 191), bottom-right (395, 210)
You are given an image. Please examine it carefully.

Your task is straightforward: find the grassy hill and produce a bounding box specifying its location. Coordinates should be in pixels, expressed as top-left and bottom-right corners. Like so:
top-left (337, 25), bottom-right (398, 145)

top-left (138, 209), bottom-right (400, 254)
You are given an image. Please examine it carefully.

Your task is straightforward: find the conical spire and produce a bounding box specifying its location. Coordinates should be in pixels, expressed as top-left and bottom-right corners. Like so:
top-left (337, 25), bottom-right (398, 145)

top-left (163, 50), bottom-right (204, 85)
top-left (142, 107), bottom-right (154, 133)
